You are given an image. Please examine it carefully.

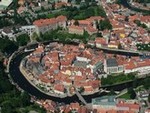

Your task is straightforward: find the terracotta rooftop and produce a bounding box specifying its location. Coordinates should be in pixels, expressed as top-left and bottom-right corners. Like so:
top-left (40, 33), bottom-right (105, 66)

top-left (86, 25), bottom-right (97, 33)
top-left (68, 25), bottom-right (84, 31)
top-left (33, 15), bottom-right (67, 27)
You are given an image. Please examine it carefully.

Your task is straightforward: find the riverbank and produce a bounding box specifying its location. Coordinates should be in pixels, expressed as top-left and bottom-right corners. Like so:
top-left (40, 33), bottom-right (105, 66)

top-left (8, 41), bottom-right (150, 104)
top-left (20, 59), bottom-right (69, 98)
top-left (9, 51), bottom-right (81, 104)
top-left (19, 45), bottom-right (105, 98)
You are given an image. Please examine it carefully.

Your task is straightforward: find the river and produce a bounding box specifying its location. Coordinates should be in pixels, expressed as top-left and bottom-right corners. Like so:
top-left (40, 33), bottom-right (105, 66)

top-left (10, 50), bottom-right (113, 104)
top-left (9, 43), bottom-right (141, 104)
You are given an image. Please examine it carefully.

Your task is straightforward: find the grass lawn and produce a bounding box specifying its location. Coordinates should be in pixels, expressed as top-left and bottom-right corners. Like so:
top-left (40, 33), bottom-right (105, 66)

top-left (101, 73), bottom-right (136, 86)
top-left (119, 92), bottom-right (131, 99)
top-left (134, 85), bottom-right (144, 92)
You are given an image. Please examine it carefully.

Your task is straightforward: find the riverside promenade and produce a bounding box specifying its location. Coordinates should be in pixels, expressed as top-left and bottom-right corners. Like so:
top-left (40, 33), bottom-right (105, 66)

top-left (19, 60), bottom-right (67, 98)
top-left (8, 41), bottom-right (150, 104)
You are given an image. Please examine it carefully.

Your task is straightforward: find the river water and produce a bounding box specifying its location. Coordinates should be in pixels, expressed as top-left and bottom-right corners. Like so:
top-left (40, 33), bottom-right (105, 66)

top-left (9, 47), bottom-right (139, 104)
top-left (8, 0), bottom-right (150, 104)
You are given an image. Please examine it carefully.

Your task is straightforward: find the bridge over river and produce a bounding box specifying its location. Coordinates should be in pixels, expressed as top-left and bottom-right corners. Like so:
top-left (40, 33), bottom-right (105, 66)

top-left (75, 89), bottom-right (87, 105)
top-left (8, 42), bottom-right (150, 104)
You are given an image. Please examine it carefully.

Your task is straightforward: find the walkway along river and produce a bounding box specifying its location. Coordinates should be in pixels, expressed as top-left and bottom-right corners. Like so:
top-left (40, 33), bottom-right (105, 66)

top-left (9, 42), bottom-right (147, 104)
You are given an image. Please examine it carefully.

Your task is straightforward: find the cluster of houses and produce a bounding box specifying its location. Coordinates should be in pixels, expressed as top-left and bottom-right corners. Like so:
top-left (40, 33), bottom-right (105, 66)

top-left (17, 0), bottom-right (70, 13)
top-left (23, 42), bottom-right (103, 96)
top-left (21, 42), bottom-right (150, 97)
top-left (33, 15), bottom-right (104, 35)
top-left (0, 0), bottom-right (149, 54)
top-left (34, 99), bottom-right (89, 113)
top-left (32, 12), bottom-right (149, 51)
top-left (68, 16), bottom-right (103, 35)
top-left (92, 96), bottom-right (140, 113)
top-left (1, 0), bottom-right (150, 112)
top-left (34, 95), bottom-right (150, 113)
top-left (0, 25), bottom-right (36, 41)
top-left (33, 15), bottom-right (67, 34)
top-left (101, 0), bottom-right (150, 50)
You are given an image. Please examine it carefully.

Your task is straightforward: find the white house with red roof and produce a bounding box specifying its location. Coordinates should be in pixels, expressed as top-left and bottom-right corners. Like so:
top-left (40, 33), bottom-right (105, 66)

top-left (85, 25), bottom-right (98, 35)
top-left (124, 59), bottom-right (150, 74)
top-left (33, 15), bottom-right (67, 35)
top-left (95, 38), bottom-right (107, 48)
top-left (68, 25), bottom-right (84, 35)
top-left (54, 84), bottom-right (65, 95)
top-left (140, 16), bottom-right (150, 28)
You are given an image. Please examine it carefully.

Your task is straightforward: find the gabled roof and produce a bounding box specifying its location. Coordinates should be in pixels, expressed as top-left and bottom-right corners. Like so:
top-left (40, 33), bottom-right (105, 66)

top-left (106, 58), bottom-right (118, 67)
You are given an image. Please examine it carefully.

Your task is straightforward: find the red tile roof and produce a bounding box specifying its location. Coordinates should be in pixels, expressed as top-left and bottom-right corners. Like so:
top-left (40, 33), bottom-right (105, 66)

top-left (78, 106), bottom-right (87, 113)
top-left (95, 38), bottom-right (107, 45)
top-left (88, 16), bottom-right (103, 21)
top-left (56, 15), bottom-right (67, 22)
top-left (38, 75), bottom-right (50, 83)
top-left (124, 60), bottom-right (136, 70)
top-left (33, 18), bottom-right (57, 27)
top-left (129, 15), bottom-right (139, 21)
top-left (33, 15), bottom-right (67, 27)
top-left (140, 16), bottom-right (150, 23)
top-left (137, 59), bottom-right (150, 68)
top-left (84, 86), bottom-right (94, 92)
top-left (70, 102), bottom-right (80, 110)
top-left (78, 20), bottom-right (92, 26)
top-left (86, 25), bottom-right (97, 33)
top-left (55, 2), bottom-right (67, 9)
top-left (54, 84), bottom-right (65, 92)
top-left (68, 25), bottom-right (84, 31)
top-left (117, 103), bottom-right (140, 110)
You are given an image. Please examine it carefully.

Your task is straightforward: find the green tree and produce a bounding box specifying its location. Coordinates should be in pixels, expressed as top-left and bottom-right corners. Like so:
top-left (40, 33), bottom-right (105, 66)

top-left (1, 101), bottom-right (13, 113)
top-left (132, 78), bottom-right (138, 88)
top-left (76, 0), bottom-right (82, 4)
top-left (98, 6), bottom-right (107, 17)
top-left (0, 18), bottom-right (12, 29)
top-left (99, 19), bottom-right (112, 31)
top-left (31, 32), bottom-right (39, 42)
top-left (20, 91), bottom-right (30, 107)
top-left (0, 38), bottom-right (18, 54)
top-left (16, 33), bottom-right (30, 46)
top-left (128, 87), bottom-right (136, 99)
top-left (41, 6), bottom-right (45, 11)
top-left (143, 78), bottom-right (150, 89)
top-left (13, 0), bottom-right (19, 23)
top-left (0, 60), bottom-right (46, 112)
top-left (97, 32), bottom-right (102, 37)
top-left (108, 89), bottom-right (116, 95)
top-left (83, 31), bottom-right (89, 43)
top-left (141, 23), bottom-right (147, 28)
top-left (116, 0), bottom-right (122, 4)
top-left (134, 20), bottom-right (141, 26)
